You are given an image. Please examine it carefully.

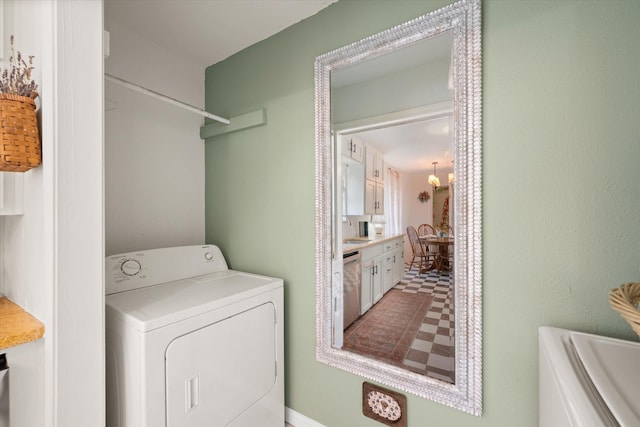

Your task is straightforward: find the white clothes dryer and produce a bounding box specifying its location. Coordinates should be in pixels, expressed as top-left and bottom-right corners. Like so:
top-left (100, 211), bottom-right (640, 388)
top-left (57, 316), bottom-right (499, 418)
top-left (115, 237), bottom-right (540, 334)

top-left (105, 245), bottom-right (284, 427)
top-left (539, 326), bottom-right (640, 427)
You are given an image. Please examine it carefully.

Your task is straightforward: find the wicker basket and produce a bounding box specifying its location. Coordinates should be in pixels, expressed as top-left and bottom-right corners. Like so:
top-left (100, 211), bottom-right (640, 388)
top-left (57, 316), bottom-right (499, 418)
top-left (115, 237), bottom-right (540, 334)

top-left (0, 94), bottom-right (41, 172)
top-left (609, 282), bottom-right (640, 336)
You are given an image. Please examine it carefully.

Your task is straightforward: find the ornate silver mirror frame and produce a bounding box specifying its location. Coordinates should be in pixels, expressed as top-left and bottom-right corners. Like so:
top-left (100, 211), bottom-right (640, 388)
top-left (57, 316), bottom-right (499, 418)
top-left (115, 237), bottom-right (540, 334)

top-left (314, 0), bottom-right (482, 415)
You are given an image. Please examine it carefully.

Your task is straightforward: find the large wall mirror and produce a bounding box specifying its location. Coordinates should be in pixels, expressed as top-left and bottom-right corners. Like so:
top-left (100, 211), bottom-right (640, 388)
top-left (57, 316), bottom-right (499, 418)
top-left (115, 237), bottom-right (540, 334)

top-left (315, 0), bottom-right (482, 415)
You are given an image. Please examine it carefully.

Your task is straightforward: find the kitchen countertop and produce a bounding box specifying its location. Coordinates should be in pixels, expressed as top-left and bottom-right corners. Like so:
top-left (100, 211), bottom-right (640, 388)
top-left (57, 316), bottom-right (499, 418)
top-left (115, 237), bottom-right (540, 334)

top-left (0, 296), bottom-right (45, 350)
top-left (342, 233), bottom-right (404, 252)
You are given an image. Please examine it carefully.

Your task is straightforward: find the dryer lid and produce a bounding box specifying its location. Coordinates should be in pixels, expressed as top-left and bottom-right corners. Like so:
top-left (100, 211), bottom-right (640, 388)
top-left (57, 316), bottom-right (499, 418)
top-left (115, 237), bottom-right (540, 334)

top-left (571, 331), bottom-right (640, 427)
top-left (105, 270), bottom-right (282, 332)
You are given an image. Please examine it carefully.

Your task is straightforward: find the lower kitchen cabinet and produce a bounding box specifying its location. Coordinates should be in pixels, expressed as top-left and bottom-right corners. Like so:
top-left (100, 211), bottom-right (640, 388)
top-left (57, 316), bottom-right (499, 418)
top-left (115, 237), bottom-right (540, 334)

top-left (383, 251), bottom-right (394, 294)
top-left (361, 256), bottom-right (383, 314)
top-left (392, 246), bottom-right (404, 286)
top-left (359, 236), bottom-right (404, 315)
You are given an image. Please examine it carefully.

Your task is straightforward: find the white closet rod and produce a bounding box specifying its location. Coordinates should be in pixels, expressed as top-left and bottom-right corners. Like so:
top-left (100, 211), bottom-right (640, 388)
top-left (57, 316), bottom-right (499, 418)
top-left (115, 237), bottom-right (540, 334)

top-left (105, 73), bottom-right (230, 125)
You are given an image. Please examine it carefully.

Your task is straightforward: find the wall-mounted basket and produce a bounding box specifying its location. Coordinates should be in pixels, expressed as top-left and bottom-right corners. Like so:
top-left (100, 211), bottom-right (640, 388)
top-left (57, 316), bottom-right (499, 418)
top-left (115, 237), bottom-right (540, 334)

top-left (0, 94), bottom-right (41, 172)
top-left (609, 282), bottom-right (640, 336)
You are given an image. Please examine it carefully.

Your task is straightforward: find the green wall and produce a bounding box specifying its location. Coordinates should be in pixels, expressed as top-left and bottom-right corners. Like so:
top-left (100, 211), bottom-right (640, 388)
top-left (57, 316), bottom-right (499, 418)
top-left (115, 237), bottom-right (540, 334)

top-left (204, 1), bottom-right (640, 425)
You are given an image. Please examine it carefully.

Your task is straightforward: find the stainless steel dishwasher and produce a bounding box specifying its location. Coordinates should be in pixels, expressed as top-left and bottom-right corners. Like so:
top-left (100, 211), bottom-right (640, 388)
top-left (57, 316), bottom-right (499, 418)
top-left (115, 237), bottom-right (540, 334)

top-left (343, 251), bottom-right (361, 329)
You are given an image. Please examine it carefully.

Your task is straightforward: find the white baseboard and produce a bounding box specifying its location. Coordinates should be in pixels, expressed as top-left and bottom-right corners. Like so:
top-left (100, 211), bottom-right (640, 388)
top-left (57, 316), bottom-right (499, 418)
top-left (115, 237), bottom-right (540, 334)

top-left (285, 407), bottom-right (327, 427)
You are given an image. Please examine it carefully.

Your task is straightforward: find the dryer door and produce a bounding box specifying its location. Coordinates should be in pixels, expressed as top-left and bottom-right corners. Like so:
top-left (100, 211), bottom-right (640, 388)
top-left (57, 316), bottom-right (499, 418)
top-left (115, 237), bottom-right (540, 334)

top-left (165, 302), bottom-right (277, 427)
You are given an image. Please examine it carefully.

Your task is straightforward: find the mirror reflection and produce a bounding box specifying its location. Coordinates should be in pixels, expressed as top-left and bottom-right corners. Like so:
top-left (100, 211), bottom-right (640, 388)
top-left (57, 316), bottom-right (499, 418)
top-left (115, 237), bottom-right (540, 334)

top-left (315, 0), bottom-right (482, 414)
top-left (334, 126), bottom-right (455, 383)
top-left (331, 31), bottom-right (456, 383)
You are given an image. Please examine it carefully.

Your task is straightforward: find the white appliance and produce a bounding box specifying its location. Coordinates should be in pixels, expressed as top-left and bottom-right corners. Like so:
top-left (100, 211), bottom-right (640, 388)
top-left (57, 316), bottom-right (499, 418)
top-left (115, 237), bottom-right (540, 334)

top-left (539, 326), bottom-right (640, 427)
top-left (105, 245), bottom-right (284, 427)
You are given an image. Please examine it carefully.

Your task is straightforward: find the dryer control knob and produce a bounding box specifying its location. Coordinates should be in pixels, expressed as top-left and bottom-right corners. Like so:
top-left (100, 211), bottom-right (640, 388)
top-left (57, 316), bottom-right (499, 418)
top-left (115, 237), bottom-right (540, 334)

top-left (121, 259), bottom-right (142, 276)
top-left (204, 252), bottom-right (214, 261)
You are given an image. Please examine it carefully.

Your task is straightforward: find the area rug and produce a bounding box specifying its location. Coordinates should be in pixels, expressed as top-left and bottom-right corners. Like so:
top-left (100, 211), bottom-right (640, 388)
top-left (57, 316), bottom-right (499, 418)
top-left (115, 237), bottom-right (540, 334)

top-left (342, 290), bottom-right (434, 366)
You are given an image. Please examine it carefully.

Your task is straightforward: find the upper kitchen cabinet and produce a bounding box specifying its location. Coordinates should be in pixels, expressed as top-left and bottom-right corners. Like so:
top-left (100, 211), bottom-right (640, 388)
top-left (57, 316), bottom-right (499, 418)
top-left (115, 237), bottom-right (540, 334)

top-left (364, 179), bottom-right (384, 215)
top-left (364, 145), bottom-right (384, 215)
top-left (342, 135), bottom-right (364, 163)
top-left (342, 143), bottom-right (385, 216)
top-left (365, 146), bottom-right (384, 184)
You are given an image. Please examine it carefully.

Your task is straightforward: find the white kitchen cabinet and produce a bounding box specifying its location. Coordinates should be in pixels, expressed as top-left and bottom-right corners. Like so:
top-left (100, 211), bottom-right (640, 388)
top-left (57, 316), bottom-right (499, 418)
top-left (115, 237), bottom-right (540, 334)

top-left (343, 143), bottom-right (384, 216)
top-left (365, 146), bottom-right (384, 184)
top-left (383, 237), bottom-right (404, 293)
top-left (361, 256), bottom-right (382, 313)
top-left (392, 245), bottom-right (404, 286)
top-left (360, 243), bottom-right (383, 314)
top-left (358, 236), bottom-right (404, 315)
top-left (365, 179), bottom-right (384, 215)
top-left (342, 135), bottom-right (364, 163)
top-left (364, 145), bottom-right (384, 215)
top-left (383, 252), bottom-right (394, 294)
top-left (372, 255), bottom-right (384, 304)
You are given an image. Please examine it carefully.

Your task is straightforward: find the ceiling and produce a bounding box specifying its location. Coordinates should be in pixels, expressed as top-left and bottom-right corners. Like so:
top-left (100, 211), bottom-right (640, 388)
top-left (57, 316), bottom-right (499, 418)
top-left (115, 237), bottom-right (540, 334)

top-left (104, 0), bottom-right (338, 68)
top-left (337, 31), bottom-right (454, 174)
top-left (104, 0), bottom-right (452, 174)
top-left (352, 115), bottom-right (453, 174)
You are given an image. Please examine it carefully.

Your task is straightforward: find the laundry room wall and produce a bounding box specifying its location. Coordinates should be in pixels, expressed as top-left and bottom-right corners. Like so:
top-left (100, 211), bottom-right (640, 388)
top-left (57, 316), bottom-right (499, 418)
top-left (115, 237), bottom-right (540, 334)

top-left (104, 17), bottom-right (205, 256)
top-left (204, 0), bottom-right (640, 426)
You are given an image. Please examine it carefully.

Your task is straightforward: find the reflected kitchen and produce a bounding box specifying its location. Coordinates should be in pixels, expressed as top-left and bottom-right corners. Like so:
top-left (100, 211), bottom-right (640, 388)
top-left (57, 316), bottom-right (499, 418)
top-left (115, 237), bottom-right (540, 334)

top-left (336, 121), bottom-right (455, 383)
top-left (328, 29), bottom-right (457, 384)
top-left (317, 5), bottom-right (482, 411)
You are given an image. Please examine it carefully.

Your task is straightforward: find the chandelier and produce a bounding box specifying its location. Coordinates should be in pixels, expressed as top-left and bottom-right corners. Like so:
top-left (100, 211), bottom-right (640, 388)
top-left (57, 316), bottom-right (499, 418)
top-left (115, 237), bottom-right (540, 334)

top-left (428, 161), bottom-right (440, 187)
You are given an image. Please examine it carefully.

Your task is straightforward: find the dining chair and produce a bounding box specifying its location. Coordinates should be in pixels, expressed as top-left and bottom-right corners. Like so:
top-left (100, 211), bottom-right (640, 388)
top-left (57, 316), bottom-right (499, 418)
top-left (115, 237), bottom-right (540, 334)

top-left (417, 223), bottom-right (439, 265)
top-left (406, 225), bottom-right (435, 273)
top-left (417, 223), bottom-right (434, 237)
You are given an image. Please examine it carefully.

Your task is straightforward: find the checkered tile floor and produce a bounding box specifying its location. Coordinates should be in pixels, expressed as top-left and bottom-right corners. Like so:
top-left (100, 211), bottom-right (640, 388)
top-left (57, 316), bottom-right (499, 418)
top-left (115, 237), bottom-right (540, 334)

top-left (394, 263), bottom-right (454, 383)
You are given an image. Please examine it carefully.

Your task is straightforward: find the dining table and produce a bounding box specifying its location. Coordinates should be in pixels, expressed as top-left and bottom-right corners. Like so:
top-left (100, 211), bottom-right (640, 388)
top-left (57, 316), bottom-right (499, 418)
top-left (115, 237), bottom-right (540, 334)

top-left (417, 235), bottom-right (454, 272)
